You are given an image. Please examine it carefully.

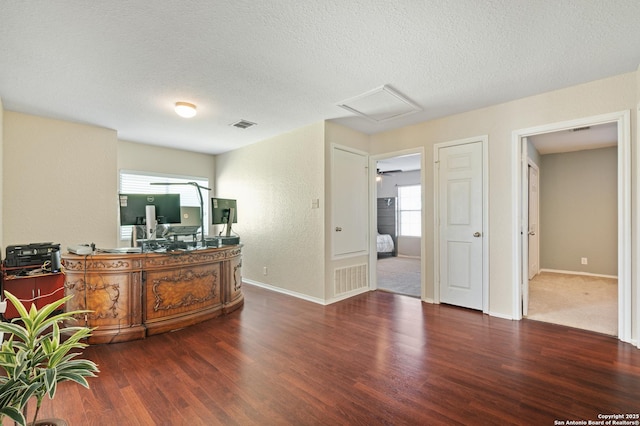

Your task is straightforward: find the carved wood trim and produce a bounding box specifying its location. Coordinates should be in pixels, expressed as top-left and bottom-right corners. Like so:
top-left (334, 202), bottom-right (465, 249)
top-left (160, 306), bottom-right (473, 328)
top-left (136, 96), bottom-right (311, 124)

top-left (87, 284), bottom-right (120, 320)
top-left (64, 258), bottom-right (139, 271)
top-left (64, 278), bottom-right (87, 322)
top-left (233, 259), bottom-right (242, 291)
top-left (64, 277), bottom-right (86, 292)
top-left (87, 259), bottom-right (136, 271)
top-left (144, 251), bottom-right (226, 268)
top-left (151, 269), bottom-right (218, 312)
top-left (63, 246), bottom-right (241, 343)
top-left (63, 259), bottom-right (86, 271)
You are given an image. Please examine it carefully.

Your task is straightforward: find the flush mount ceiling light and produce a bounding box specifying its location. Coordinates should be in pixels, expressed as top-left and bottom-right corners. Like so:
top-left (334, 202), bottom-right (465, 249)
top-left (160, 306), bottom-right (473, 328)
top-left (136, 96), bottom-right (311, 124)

top-left (175, 102), bottom-right (197, 118)
top-left (337, 85), bottom-right (422, 123)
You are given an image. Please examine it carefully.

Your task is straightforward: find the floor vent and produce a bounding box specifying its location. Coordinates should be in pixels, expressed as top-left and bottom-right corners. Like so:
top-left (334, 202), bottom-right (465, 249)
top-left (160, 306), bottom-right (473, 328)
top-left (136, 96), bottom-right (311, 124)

top-left (334, 264), bottom-right (368, 295)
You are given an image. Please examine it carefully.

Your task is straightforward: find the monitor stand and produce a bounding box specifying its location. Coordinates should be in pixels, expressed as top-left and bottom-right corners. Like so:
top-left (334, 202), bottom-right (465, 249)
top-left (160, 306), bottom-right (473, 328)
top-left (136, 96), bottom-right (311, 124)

top-left (225, 207), bottom-right (235, 237)
top-left (218, 207), bottom-right (239, 245)
top-left (145, 205), bottom-right (157, 240)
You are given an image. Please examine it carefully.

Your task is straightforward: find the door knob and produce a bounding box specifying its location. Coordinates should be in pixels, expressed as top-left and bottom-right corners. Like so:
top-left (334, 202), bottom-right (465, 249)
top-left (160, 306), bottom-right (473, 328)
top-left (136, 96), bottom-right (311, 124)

top-left (473, 232), bottom-right (481, 237)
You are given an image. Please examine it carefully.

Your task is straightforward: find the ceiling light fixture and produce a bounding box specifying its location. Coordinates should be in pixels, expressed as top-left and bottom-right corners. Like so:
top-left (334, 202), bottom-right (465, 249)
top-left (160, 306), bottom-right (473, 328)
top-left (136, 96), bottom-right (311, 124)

top-left (175, 102), bottom-right (197, 118)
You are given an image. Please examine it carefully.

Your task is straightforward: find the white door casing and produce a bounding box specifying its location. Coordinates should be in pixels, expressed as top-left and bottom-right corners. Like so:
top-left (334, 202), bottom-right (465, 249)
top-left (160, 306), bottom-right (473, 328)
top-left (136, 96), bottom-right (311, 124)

top-left (520, 138), bottom-right (529, 316)
top-left (437, 141), bottom-right (484, 310)
top-left (369, 148), bottom-right (426, 299)
top-left (527, 163), bottom-right (540, 281)
top-left (512, 110), bottom-right (631, 345)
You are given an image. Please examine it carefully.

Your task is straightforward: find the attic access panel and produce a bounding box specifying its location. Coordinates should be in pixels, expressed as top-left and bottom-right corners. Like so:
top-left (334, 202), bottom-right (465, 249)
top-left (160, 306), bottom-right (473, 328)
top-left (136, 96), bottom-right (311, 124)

top-left (337, 85), bottom-right (422, 123)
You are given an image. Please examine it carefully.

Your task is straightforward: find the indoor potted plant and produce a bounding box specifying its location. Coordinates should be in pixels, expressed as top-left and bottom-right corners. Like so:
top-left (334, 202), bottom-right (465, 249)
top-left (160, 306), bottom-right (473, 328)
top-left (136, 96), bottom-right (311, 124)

top-left (0, 291), bottom-right (99, 426)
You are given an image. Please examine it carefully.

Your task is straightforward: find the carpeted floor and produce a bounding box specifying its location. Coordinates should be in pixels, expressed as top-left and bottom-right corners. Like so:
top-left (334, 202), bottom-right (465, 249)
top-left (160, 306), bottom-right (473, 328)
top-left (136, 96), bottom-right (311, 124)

top-left (526, 271), bottom-right (617, 336)
top-left (376, 256), bottom-right (421, 297)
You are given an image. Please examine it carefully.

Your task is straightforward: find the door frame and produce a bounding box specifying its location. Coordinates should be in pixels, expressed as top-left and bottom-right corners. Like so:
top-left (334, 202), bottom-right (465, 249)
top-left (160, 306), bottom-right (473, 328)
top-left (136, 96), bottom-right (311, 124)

top-left (511, 110), bottom-right (632, 344)
top-left (527, 160), bottom-right (540, 281)
top-left (522, 155), bottom-right (540, 317)
top-left (369, 148), bottom-right (425, 299)
top-left (433, 136), bottom-right (489, 313)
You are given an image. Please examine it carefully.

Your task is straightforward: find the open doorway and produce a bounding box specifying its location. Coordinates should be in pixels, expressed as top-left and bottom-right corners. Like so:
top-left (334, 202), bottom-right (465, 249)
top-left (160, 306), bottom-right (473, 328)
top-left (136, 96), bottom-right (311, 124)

top-left (513, 110), bottom-right (632, 344)
top-left (374, 153), bottom-right (422, 298)
top-left (524, 124), bottom-right (618, 336)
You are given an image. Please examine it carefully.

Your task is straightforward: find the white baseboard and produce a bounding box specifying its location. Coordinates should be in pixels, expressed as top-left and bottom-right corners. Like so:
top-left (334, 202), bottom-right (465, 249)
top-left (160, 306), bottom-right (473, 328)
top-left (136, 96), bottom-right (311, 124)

top-left (488, 311), bottom-right (514, 320)
top-left (539, 268), bottom-right (617, 279)
top-left (244, 279), bottom-right (375, 306)
top-left (397, 254), bottom-right (420, 259)
top-left (325, 287), bottom-right (370, 305)
top-left (243, 279), bottom-right (327, 305)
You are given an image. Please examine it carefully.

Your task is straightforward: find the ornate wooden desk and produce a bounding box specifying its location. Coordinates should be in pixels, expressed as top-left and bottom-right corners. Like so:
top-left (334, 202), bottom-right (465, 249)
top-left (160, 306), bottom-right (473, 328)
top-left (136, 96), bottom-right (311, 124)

top-left (62, 245), bottom-right (243, 344)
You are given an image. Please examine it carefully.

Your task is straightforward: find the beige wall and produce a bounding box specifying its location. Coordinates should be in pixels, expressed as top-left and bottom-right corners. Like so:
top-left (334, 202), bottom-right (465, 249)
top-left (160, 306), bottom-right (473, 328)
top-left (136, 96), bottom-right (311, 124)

top-left (539, 147), bottom-right (617, 275)
top-left (3, 112), bottom-right (118, 250)
top-left (1, 113), bottom-right (217, 252)
top-left (215, 123), bottom-right (326, 301)
top-left (117, 140), bottom-right (216, 243)
top-left (369, 71), bottom-right (637, 318)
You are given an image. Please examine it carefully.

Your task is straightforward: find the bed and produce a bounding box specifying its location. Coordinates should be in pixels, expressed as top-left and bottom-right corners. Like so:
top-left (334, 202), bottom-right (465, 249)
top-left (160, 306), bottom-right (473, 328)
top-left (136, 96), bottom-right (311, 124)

top-left (377, 233), bottom-right (395, 257)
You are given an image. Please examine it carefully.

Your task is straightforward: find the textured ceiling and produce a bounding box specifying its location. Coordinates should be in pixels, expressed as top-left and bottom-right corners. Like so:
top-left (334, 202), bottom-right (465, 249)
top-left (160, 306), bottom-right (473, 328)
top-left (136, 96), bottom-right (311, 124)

top-left (529, 122), bottom-right (618, 155)
top-left (1, 1), bottom-right (639, 155)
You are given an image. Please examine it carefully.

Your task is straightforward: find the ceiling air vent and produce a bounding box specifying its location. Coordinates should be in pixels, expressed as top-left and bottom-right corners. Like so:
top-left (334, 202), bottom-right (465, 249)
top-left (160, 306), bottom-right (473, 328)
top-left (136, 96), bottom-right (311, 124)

top-left (230, 119), bottom-right (257, 129)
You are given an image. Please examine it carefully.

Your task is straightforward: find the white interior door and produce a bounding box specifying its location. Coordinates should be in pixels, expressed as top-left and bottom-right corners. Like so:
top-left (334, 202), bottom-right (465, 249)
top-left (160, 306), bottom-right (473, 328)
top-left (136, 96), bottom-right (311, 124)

top-left (332, 146), bottom-right (368, 257)
top-left (438, 141), bottom-right (483, 310)
top-left (527, 163), bottom-right (540, 280)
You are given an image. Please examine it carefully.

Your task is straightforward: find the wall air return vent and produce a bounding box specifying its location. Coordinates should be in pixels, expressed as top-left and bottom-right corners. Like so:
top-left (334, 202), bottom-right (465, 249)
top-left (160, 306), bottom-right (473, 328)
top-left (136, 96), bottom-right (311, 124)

top-left (337, 85), bottom-right (422, 123)
top-left (230, 119), bottom-right (257, 129)
top-left (334, 264), bottom-right (368, 296)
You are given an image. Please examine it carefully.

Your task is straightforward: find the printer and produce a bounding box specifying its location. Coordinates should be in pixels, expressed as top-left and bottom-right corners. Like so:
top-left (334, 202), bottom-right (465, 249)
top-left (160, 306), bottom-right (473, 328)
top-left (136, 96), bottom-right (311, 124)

top-left (4, 242), bottom-right (61, 269)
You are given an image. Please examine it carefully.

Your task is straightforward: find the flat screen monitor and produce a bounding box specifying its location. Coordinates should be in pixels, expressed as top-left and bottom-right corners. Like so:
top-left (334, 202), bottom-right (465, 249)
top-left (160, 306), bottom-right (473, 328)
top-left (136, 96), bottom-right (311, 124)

top-left (179, 206), bottom-right (201, 226)
top-left (211, 198), bottom-right (237, 225)
top-left (119, 194), bottom-right (182, 225)
top-left (166, 206), bottom-right (201, 236)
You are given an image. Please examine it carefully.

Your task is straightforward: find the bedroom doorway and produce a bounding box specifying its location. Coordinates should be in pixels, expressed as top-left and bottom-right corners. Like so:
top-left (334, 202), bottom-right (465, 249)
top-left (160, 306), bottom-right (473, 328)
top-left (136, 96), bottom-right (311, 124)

top-left (524, 124), bottom-right (619, 336)
top-left (513, 110), bottom-right (632, 345)
top-left (373, 152), bottom-right (423, 298)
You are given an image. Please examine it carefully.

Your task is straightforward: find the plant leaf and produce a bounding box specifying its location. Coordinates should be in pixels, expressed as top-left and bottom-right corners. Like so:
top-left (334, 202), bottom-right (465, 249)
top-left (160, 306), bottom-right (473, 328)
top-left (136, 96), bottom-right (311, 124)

top-left (0, 405), bottom-right (26, 425)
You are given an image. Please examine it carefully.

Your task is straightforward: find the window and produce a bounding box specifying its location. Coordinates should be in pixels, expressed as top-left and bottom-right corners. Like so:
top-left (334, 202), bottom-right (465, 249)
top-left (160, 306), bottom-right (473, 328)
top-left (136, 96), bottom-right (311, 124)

top-left (398, 184), bottom-right (421, 237)
top-left (119, 170), bottom-right (209, 240)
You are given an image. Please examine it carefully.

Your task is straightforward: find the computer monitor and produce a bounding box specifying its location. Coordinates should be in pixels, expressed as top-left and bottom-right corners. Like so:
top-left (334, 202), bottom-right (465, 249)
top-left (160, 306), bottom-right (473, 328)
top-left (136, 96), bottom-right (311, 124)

top-left (166, 206), bottom-right (201, 237)
top-left (179, 206), bottom-right (201, 226)
top-left (119, 194), bottom-right (182, 225)
top-left (211, 198), bottom-right (237, 237)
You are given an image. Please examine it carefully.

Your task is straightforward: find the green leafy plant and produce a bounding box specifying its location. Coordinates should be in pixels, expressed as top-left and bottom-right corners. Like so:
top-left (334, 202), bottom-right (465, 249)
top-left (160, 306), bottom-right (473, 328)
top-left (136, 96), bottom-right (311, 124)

top-left (0, 291), bottom-right (99, 425)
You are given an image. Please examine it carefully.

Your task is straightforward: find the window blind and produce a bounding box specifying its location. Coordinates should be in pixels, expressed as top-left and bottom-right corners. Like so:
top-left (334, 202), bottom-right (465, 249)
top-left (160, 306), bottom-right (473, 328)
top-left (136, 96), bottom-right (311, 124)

top-left (119, 170), bottom-right (209, 240)
top-left (398, 184), bottom-right (421, 237)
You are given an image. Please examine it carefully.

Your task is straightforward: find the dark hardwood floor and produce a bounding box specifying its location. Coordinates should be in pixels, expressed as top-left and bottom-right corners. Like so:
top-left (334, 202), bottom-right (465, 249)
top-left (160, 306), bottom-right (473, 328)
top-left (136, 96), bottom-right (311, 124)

top-left (14, 284), bottom-right (640, 425)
